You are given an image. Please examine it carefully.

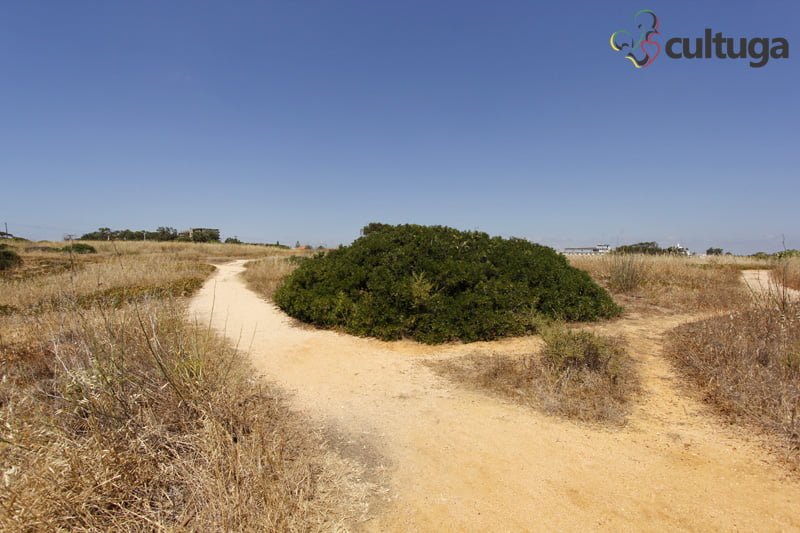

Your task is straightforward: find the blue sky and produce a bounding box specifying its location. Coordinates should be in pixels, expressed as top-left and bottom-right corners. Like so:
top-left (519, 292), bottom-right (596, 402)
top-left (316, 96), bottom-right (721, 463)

top-left (1, 1), bottom-right (797, 253)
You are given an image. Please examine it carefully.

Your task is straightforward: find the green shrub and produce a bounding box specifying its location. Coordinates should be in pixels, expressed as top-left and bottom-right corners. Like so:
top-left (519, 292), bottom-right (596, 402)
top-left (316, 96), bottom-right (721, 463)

top-left (275, 224), bottom-right (621, 343)
top-left (0, 248), bottom-right (23, 271)
top-left (540, 326), bottom-right (627, 378)
top-left (24, 246), bottom-right (62, 253)
top-left (62, 243), bottom-right (97, 254)
top-left (427, 322), bottom-right (639, 423)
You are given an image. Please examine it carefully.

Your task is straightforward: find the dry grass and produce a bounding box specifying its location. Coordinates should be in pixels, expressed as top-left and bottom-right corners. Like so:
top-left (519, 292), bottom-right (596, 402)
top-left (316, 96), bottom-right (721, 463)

top-left (0, 254), bottom-right (213, 312)
top-left (83, 239), bottom-right (290, 259)
top-left (242, 256), bottom-right (303, 299)
top-left (664, 300), bottom-right (800, 467)
top-left (428, 324), bottom-right (640, 424)
top-left (772, 257), bottom-right (800, 292)
top-left (0, 240), bottom-right (298, 313)
top-left (0, 243), bottom-right (367, 530)
top-left (570, 254), bottom-right (754, 312)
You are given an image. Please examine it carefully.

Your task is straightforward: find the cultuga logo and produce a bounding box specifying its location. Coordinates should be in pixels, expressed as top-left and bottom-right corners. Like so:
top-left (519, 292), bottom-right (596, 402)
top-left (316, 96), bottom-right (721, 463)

top-left (610, 9), bottom-right (661, 69)
top-left (611, 10), bottom-right (790, 69)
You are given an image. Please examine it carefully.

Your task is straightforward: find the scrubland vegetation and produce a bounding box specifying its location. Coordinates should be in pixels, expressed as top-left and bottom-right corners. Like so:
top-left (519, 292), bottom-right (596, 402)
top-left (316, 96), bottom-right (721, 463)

top-left (83, 239), bottom-right (287, 258)
top-left (0, 241), bottom-right (364, 530)
top-left (3, 226), bottom-right (798, 530)
top-left (274, 224), bottom-right (620, 344)
top-left (568, 254), bottom-right (755, 312)
top-left (772, 256), bottom-right (800, 291)
top-left (243, 234), bottom-right (800, 451)
top-left (243, 255), bottom-right (302, 299)
top-left (665, 299), bottom-right (800, 465)
top-left (0, 245), bottom-right (22, 272)
top-left (429, 322), bottom-right (639, 424)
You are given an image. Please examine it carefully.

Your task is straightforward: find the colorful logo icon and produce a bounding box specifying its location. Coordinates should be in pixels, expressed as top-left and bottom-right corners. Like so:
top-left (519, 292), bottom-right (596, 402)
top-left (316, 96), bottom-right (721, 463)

top-left (610, 9), bottom-right (661, 69)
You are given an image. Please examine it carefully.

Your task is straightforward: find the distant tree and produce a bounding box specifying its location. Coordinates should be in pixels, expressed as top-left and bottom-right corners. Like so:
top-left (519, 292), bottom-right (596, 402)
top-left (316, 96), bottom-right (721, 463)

top-left (80, 228), bottom-right (108, 240)
top-left (775, 249), bottom-right (800, 259)
top-left (156, 227), bottom-right (178, 241)
top-left (615, 242), bottom-right (665, 255)
top-left (361, 222), bottom-right (392, 236)
top-left (224, 236), bottom-right (242, 244)
top-left (82, 226), bottom-right (195, 242)
top-left (706, 247), bottom-right (723, 256)
top-left (190, 229), bottom-right (220, 243)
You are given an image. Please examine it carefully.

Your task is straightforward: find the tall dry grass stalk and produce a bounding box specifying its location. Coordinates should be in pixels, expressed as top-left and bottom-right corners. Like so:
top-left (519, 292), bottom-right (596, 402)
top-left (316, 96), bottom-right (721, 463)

top-left (607, 254), bottom-right (649, 293)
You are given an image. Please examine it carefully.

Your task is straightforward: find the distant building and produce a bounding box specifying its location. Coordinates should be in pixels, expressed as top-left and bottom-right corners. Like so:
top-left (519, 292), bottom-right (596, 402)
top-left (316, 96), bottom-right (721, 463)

top-left (563, 244), bottom-right (612, 256)
top-left (671, 243), bottom-right (692, 256)
top-left (178, 228), bottom-right (219, 238)
top-left (179, 228), bottom-right (220, 243)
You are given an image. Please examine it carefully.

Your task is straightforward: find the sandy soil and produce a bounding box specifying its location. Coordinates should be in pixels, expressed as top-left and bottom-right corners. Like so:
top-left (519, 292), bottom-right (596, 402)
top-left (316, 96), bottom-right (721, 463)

top-left (742, 268), bottom-right (800, 299)
top-left (189, 261), bottom-right (800, 532)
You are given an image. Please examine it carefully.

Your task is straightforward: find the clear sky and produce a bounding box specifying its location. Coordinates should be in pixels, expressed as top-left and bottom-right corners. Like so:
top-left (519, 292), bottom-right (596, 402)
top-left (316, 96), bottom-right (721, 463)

top-left (2, 1), bottom-right (797, 253)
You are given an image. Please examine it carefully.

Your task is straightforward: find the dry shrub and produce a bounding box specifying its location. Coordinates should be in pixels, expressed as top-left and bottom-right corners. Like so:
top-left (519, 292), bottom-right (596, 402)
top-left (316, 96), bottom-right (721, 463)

top-left (664, 301), bottom-right (800, 465)
top-left (570, 254), bottom-right (751, 312)
top-left (429, 324), bottom-right (640, 424)
top-left (242, 256), bottom-right (301, 299)
top-left (608, 254), bottom-right (649, 293)
top-left (0, 300), bottom-right (367, 531)
top-left (0, 248), bottom-right (22, 271)
top-left (772, 257), bottom-right (800, 292)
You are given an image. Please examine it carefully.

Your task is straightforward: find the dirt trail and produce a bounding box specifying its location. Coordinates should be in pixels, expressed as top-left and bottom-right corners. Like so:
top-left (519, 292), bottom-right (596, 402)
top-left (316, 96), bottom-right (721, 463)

top-left (189, 261), bottom-right (800, 532)
top-left (742, 269), bottom-right (800, 299)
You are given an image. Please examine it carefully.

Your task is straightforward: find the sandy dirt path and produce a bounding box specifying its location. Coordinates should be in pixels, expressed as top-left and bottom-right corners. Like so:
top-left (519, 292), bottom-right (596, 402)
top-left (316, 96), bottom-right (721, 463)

top-left (189, 261), bottom-right (800, 532)
top-left (742, 269), bottom-right (800, 299)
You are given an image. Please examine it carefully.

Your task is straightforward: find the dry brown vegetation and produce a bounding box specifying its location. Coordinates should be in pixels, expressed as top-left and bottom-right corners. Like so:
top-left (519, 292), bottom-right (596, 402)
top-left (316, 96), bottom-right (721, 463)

top-left (84, 239), bottom-right (290, 259)
top-left (0, 243), bottom-right (365, 530)
top-left (664, 299), bottom-right (800, 467)
top-left (242, 255), bottom-right (303, 299)
top-left (428, 323), bottom-right (640, 424)
top-left (772, 257), bottom-right (800, 292)
top-left (569, 254), bottom-right (756, 312)
top-left (0, 254), bottom-right (213, 313)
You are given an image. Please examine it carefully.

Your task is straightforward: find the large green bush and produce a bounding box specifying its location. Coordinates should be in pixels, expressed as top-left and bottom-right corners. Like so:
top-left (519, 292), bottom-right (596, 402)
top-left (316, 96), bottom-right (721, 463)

top-left (274, 224), bottom-right (621, 343)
